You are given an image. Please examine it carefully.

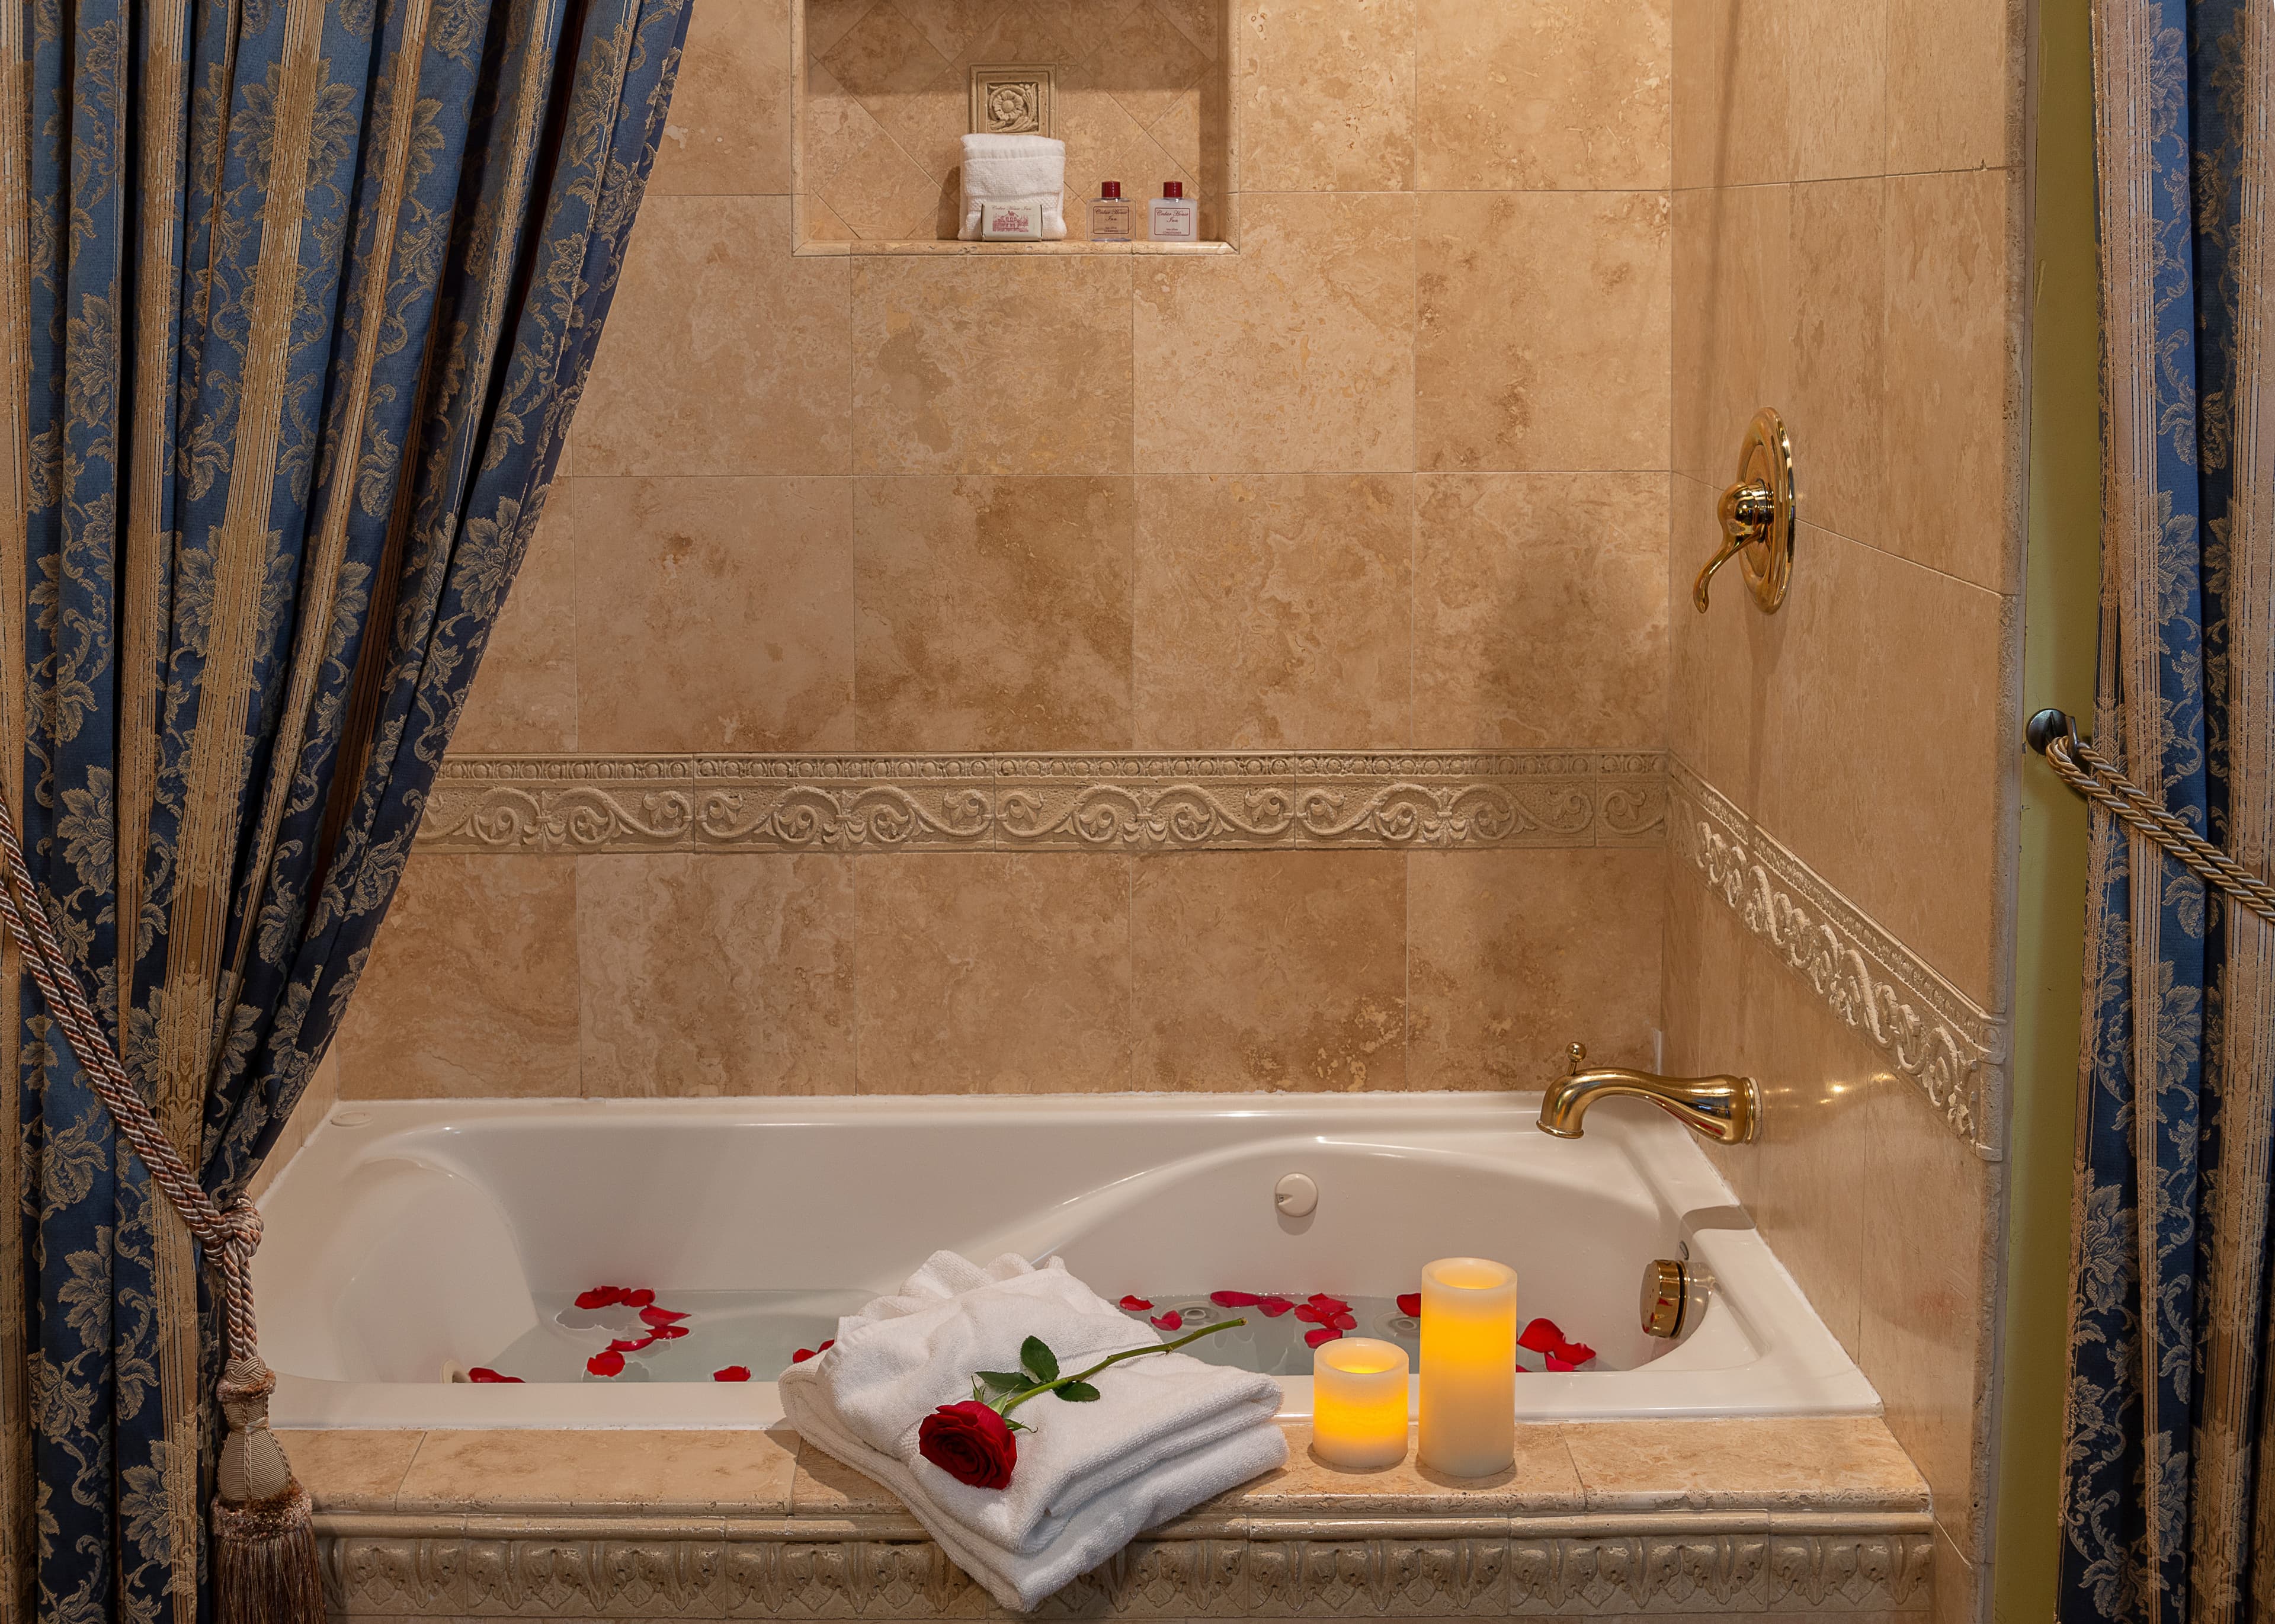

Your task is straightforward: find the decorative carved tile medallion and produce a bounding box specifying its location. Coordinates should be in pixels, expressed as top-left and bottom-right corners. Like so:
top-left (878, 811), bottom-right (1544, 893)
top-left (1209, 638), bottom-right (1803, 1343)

top-left (969, 66), bottom-right (1055, 137)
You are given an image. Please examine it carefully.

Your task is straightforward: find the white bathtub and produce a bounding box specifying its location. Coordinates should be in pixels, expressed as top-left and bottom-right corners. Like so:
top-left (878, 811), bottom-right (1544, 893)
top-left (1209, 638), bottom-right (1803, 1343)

top-left (255, 1091), bottom-right (1876, 1428)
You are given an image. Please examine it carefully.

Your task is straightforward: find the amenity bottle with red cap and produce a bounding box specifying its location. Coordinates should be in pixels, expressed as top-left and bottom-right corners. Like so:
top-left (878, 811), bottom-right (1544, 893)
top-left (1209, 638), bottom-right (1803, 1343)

top-left (1147, 180), bottom-right (1197, 242)
top-left (1089, 180), bottom-right (1135, 242)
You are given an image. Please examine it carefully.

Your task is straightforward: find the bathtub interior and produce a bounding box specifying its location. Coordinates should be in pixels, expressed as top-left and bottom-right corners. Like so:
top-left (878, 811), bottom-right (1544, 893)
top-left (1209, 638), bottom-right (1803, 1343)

top-left (254, 1093), bottom-right (1877, 1426)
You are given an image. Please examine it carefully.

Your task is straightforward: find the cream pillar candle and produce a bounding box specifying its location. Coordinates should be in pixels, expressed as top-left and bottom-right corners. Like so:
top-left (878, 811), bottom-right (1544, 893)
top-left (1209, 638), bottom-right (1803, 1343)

top-left (1417, 1256), bottom-right (1517, 1477)
top-left (1310, 1337), bottom-right (1409, 1469)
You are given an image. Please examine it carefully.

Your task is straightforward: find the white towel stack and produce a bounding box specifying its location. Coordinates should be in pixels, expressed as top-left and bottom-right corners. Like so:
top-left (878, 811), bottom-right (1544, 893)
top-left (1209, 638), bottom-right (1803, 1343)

top-left (778, 1251), bottom-right (1286, 1610)
top-left (957, 133), bottom-right (1068, 240)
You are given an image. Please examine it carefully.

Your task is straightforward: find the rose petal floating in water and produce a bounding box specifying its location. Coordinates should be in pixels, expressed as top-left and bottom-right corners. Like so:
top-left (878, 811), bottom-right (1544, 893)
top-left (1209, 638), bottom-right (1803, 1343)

top-left (1396, 1293), bottom-right (1421, 1317)
top-left (587, 1350), bottom-right (625, 1378)
top-left (1255, 1295), bottom-right (1293, 1317)
top-left (649, 1324), bottom-right (690, 1340)
top-left (1151, 1311), bottom-right (1184, 1332)
top-left (467, 1367), bottom-right (522, 1383)
top-left (1119, 1295), bottom-right (1153, 1312)
top-left (575, 1287), bottom-right (624, 1310)
top-left (624, 1289), bottom-right (656, 1308)
top-left (1210, 1290), bottom-right (1260, 1307)
top-left (790, 1339), bottom-right (836, 1364)
top-left (640, 1306), bottom-right (689, 1327)
top-left (1303, 1326), bottom-right (1342, 1348)
top-left (1518, 1318), bottom-right (1565, 1354)
top-left (607, 1336), bottom-right (657, 1354)
top-left (714, 1366), bottom-right (751, 1382)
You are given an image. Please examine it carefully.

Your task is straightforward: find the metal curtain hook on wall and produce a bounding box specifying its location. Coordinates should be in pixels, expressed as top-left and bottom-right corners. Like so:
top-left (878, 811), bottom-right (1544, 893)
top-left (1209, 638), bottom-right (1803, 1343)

top-left (1692, 408), bottom-right (1797, 615)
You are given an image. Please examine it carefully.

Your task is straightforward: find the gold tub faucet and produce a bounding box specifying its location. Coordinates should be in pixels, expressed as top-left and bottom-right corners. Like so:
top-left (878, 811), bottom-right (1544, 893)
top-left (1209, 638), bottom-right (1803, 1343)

top-left (1536, 1043), bottom-right (1760, 1145)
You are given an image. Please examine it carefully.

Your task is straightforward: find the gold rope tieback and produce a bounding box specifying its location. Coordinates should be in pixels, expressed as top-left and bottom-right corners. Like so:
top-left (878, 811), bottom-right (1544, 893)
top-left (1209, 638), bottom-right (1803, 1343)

top-left (2026, 707), bottom-right (2275, 928)
top-left (0, 792), bottom-right (323, 1622)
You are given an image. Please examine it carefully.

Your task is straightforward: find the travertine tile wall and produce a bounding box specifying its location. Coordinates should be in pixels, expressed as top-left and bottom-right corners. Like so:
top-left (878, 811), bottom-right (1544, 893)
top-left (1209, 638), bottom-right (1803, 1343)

top-left (336, 0), bottom-right (1680, 1100)
top-left (1657, 4), bottom-right (2025, 1624)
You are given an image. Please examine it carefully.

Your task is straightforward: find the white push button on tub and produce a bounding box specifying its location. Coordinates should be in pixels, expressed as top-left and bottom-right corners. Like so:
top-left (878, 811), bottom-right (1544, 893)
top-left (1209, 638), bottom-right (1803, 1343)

top-left (1274, 1172), bottom-right (1318, 1217)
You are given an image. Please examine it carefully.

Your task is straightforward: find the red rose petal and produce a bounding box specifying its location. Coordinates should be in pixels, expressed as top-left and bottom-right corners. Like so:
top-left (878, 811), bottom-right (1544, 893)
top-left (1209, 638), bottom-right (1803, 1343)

top-left (587, 1350), bottom-right (625, 1377)
top-left (1518, 1317), bottom-right (1566, 1355)
top-left (1559, 1341), bottom-right (1596, 1366)
top-left (1545, 1354), bottom-right (1576, 1372)
top-left (640, 1306), bottom-right (690, 1327)
top-left (1293, 1304), bottom-right (1324, 1325)
top-left (467, 1367), bottom-right (523, 1383)
top-left (607, 1336), bottom-right (657, 1354)
top-left (1119, 1295), bottom-right (1153, 1311)
top-left (624, 1289), bottom-right (656, 1308)
top-left (1151, 1311), bottom-right (1184, 1332)
top-left (649, 1324), bottom-right (689, 1340)
top-left (1307, 1293), bottom-right (1350, 1314)
top-left (714, 1366), bottom-right (752, 1382)
top-left (1209, 1290), bottom-right (1261, 1307)
top-left (1256, 1296), bottom-right (1294, 1317)
top-left (820, 1339), bottom-right (835, 1353)
top-left (1332, 1311), bottom-right (1357, 1330)
top-left (575, 1287), bottom-right (623, 1310)
top-left (1396, 1293), bottom-right (1421, 1317)
top-left (792, 1347), bottom-right (817, 1363)
top-left (1303, 1326), bottom-right (1342, 1348)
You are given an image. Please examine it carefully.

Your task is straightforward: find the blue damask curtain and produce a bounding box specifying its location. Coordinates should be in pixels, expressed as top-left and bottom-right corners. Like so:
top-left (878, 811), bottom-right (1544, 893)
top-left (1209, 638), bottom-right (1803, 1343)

top-left (2059, 1), bottom-right (2275, 1620)
top-left (0, 0), bottom-right (687, 1618)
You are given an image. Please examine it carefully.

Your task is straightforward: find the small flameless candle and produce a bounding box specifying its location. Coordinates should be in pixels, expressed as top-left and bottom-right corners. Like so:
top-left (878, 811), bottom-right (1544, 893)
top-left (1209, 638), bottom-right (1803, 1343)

top-left (1310, 1337), bottom-right (1410, 1469)
top-left (1417, 1256), bottom-right (1518, 1478)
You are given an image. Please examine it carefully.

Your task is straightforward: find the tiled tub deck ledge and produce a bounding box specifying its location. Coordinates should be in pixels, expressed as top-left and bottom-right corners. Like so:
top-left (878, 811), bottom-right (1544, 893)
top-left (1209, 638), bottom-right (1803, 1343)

top-left (296, 1416), bottom-right (1934, 1619)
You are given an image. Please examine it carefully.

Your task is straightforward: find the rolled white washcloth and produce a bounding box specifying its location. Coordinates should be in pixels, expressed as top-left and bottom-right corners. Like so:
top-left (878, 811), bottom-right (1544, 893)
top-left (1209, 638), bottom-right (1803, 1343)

top-left (957, 133), bottom-right (1067, 240)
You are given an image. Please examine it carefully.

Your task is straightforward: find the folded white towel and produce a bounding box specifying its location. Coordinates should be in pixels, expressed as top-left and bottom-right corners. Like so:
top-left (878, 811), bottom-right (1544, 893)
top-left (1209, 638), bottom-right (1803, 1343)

top-left (958, 133), bottom-right (1067, 241)
top-left (778, 1251), bottom-right (1286, 1611)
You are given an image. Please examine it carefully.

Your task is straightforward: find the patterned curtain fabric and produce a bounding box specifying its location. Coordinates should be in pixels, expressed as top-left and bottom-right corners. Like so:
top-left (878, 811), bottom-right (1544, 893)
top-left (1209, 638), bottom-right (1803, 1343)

top-left (2061, 1), bottom-right (2275, 1620)
top-left (0, 0), bottom-right (687, 1618)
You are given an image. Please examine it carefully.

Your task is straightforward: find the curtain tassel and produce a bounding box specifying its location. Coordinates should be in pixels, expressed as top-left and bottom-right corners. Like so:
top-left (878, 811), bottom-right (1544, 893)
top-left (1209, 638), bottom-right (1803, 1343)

top-left (212, 1357), bottom-right (325, 1624)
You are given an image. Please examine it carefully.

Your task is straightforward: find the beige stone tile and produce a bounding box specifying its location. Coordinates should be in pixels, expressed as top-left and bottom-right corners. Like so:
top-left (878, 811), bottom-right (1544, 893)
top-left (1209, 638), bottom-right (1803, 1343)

top-left (335, 857), bottom-right (579, 1098)
top-left (1665, 476), bottom-right (1718, 773)
top-left (1788, 0), bottom-right (1886, 181)
top-left (1132, 473), bottom-right (1411, 750)
top-left (277, 1429), bottom-right (422, 1512)
top-left (396, 1428), bottom-right (800, 1514)
top-left (1417, 0), bottom-right (1670, 191)
top-left (1736, 948), bottom-right (1875, 1359)
top-left (1148, 0), bottom-right (1223, 58)
top-left (1658, 842), bottom-right (1760, 1212)
top-left (854, 854), bottom-right (1135, 1092)
top-left (889, 0), bottom-right (1008, 63)
top-left (578, 196), bottom-right (851, 475)
top-left (1562, 1417), bottom-right (1928, 1512)
top-left (853, 255), bottom-right (1135, 473)
top-left (1861, 1077), bottom-right (1994, 1562)
top-left (803, 191), bottom-right (861, 242)
top-left (1880, 168), bottom-right (2018, 592)
top-left (1205, 1422), bottom-right (1581, 1512)
top-left (1671, 0), bottom-right (1790, 189)
top-left (578, 854), bottom-right (856, 1096)
top-left (1131, 851), bottom-right (1406, 1091)
top-left (572, 476), bottom-right (854, 754)
top-left (821, 0), bottom-right (953, 101)
top-left (806, 62), bottom-right (948, 237)
top-left (1407, 849), bottom-right (1662, 1091)
top-left (793, 1436), bottom-right (906, 1512)
top-left (1052, 58), bottom-right (1198, 243)
top-left (1671, 181), bottom-right (1789, 488)
top-left (1412, 472), bottom-right (1667, 749)
top-left (454, 489), bottom-right (575, 753)
top-left (806, 0), bottom-right (883, 59)
top-left (1151, 85), bottom-right (1204, 177)
top-left (1933, 1516), bottom-right (1979, 1624)
top-left (1709, 527), bottom-right (2009, 1007)
top-left (1240, 0), bottom-right (1414, 191)
top-left (1135, 193), bottom-right (1416, 473)
top-left (1886, 0), bottom-right (2014, 174)
top-left (1091, 0), bottom-right (1212, 130)
top-left (854, 475), bottom-right (1134, 751)
top-left (1786, 178), bottom-right (1885, 548)
top-left (651, 0), bottom-right (794, 195)
top-left (1418, 191), bottom-right (1669, 474)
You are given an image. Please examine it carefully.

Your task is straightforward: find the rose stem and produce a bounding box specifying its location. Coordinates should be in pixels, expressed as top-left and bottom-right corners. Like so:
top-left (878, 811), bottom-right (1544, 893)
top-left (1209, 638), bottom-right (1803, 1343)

top-left (999, 1318), bottom-right (1248, 1416)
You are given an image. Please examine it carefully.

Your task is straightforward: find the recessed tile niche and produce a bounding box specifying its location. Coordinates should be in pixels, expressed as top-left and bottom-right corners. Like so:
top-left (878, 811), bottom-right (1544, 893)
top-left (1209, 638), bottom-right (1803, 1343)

top-left (795, 0), bottom-right (1235, 252)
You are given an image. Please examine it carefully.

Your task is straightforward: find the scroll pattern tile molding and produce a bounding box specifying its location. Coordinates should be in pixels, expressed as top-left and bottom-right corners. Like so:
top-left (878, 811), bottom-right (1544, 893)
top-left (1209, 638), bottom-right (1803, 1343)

top-left (1670, 761), bottom-right (2008, 1157)
top-left (415, 752), bottom-right (1670, 856)
top-left (321, 1513), bottom-right (1934, 1617)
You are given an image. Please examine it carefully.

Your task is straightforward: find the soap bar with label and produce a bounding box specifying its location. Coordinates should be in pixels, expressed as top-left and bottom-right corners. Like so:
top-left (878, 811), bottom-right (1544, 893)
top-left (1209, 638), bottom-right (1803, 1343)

top-left (980, 196), bottom-right (1047, 240)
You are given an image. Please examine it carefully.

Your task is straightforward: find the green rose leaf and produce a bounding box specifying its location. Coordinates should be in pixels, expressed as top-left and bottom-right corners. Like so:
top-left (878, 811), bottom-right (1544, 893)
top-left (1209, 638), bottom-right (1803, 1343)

top-left (1054, 1380), bottom-right (1101, 1402)
top-left (1021, 1337), bottom-right (1059, 1383)
top-left (977, 1370), bottom-right (1032, 1394)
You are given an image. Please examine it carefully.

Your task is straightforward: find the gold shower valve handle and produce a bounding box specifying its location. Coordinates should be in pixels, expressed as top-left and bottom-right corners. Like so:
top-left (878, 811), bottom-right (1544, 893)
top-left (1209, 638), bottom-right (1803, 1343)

top-left (1691, 409), bottom-right (1797, 615)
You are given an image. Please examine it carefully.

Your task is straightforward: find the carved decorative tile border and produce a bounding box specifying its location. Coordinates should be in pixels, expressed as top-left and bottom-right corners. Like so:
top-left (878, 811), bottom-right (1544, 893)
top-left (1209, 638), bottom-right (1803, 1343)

top-left (1670, 761), bottom-right (2008, 1157)
top-left (418, 752), bottom-right (1668, 856)
top-left (319, 1512), bottom-right (1933, 1617)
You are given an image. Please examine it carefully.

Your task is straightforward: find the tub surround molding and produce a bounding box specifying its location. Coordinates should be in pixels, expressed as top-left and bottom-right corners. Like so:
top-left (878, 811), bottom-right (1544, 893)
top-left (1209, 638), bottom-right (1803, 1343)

top-left (416, 752), bottom-right (1668, 855)
top-left (320, 1516), bottom-right (1934, 1618)
top-left (1668, 761), bottom-right (2007, 1157)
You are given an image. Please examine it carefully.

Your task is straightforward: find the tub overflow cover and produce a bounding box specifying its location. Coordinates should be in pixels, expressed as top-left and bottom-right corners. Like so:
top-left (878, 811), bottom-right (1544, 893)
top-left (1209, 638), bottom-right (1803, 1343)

top-left (1275, 1172), bottom-right (1319, 1218)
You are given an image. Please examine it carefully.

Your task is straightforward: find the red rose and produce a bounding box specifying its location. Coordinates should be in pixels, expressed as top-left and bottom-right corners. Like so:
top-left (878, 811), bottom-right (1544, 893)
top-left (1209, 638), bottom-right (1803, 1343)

top-left (917, 1400), bottom-right (1018, 1490)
